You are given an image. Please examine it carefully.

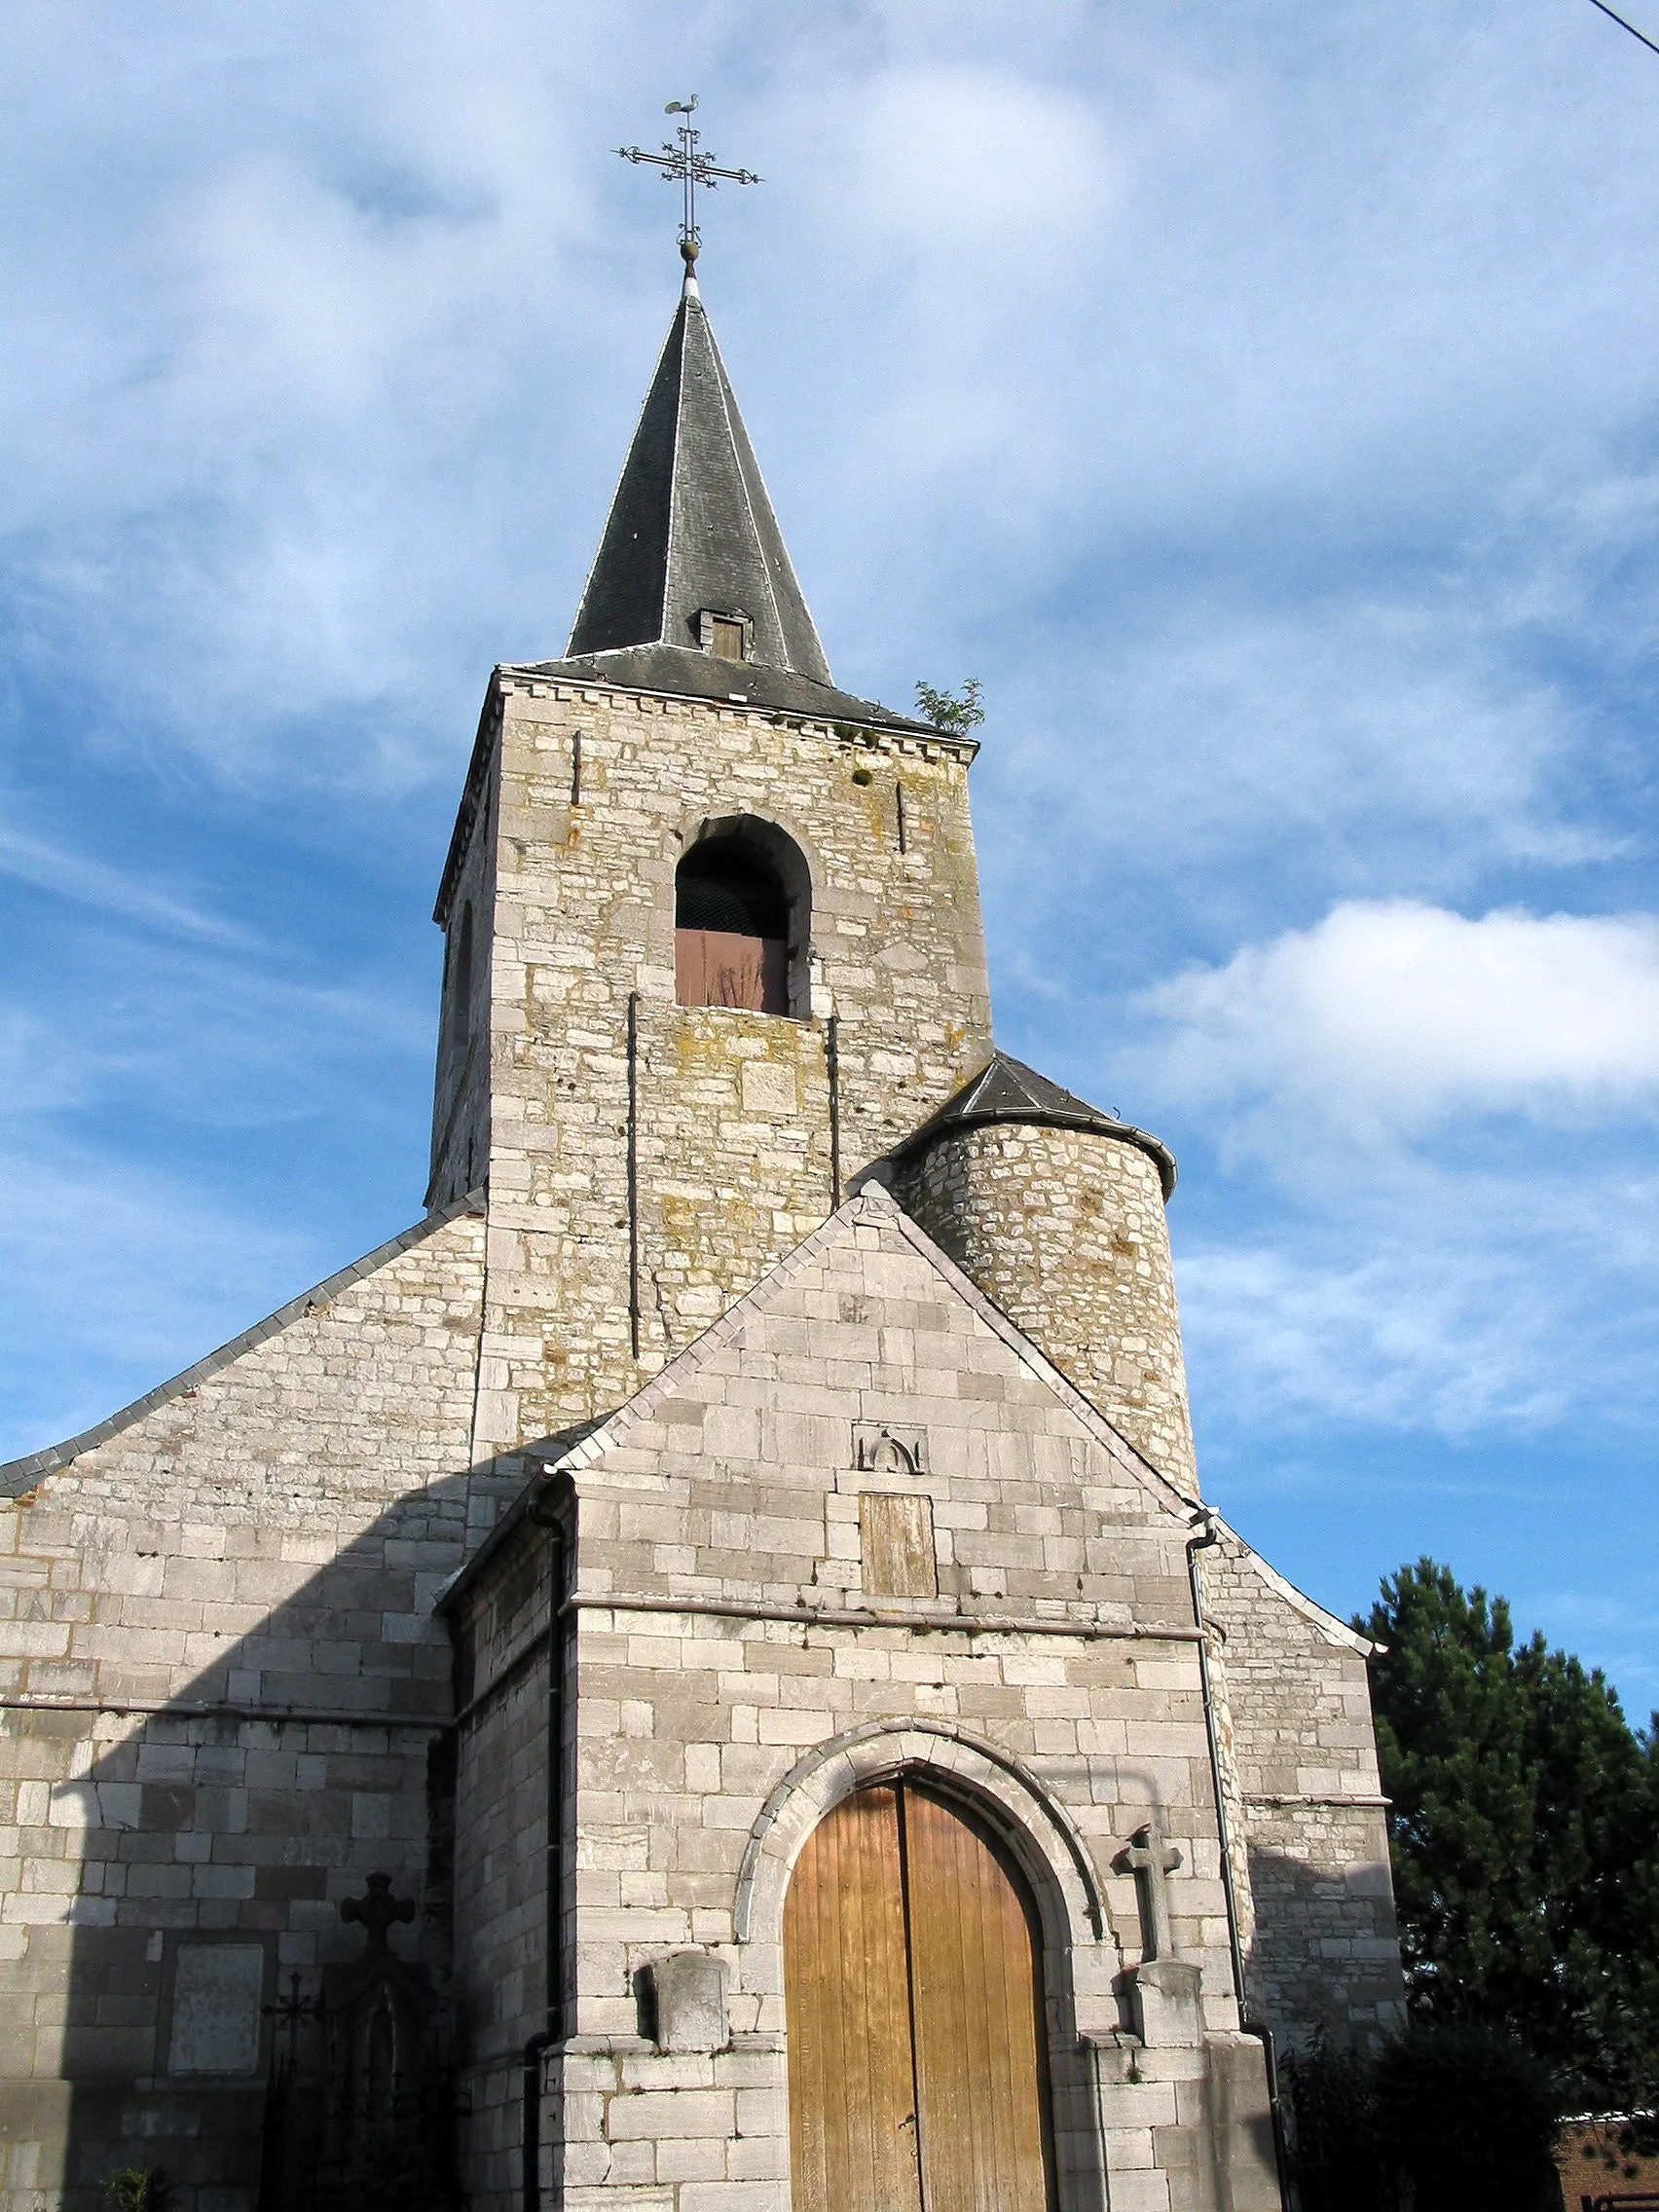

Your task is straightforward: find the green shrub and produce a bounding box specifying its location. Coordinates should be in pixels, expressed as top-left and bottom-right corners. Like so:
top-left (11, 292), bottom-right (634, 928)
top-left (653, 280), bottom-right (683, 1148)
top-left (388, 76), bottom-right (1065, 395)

top-left (1377, 2024), bottom-right (1562, 2212)
top-left (98, 2171), bottom-right (173, 2212)
top-left (1283, 2035), bottom-right (1394, 2212)
top-left (1286, 2022), bottom-right (1562, 2212)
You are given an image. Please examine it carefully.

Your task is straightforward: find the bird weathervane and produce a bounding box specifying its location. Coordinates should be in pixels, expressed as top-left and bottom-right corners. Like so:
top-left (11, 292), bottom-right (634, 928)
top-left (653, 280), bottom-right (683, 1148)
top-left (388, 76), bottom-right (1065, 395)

top-left (616, 96), bottom-right (761, 271)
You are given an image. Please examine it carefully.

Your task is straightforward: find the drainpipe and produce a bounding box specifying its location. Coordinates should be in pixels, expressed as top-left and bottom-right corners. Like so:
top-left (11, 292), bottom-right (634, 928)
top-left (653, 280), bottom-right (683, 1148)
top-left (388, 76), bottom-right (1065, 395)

top-left (522, 1512), bottom-right (567, 2212)
top-left (1186, 1512), bottom-right (1292, 2211)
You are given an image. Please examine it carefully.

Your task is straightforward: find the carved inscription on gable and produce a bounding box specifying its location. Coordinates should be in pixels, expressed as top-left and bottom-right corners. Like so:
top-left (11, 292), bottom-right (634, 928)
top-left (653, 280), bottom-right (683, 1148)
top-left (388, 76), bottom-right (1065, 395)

top-left (853, 1421), bottom-right (928, 1476)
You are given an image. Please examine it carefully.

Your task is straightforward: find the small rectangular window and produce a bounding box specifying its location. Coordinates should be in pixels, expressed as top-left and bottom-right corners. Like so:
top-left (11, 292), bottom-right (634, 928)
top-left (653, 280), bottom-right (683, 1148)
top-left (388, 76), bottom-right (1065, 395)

top-left (710, 616), bottom-right (746, 662)
top-left (860, 1493), bottom-right (938, 1600)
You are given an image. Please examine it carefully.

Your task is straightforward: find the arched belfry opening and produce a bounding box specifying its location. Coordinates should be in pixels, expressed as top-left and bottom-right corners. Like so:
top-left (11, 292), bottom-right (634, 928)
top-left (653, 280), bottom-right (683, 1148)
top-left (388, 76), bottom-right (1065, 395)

top-left (675, 819), bottom-right (810, 1017)
top-left (783, 1778), bottom-right (1055, 2212)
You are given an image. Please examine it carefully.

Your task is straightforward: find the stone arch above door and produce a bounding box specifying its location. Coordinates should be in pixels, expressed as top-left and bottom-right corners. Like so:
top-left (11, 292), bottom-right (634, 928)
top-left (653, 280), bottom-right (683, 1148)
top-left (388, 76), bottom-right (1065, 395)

top-left (733, 1718), bottom-right (1123, 2042)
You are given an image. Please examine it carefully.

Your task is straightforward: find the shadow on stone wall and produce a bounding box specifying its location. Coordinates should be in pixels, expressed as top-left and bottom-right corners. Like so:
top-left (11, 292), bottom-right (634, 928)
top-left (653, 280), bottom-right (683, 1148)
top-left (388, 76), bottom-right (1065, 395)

top-left (1244, 1840), bottom-right (1403, 2047)
top-left (20, 1519), bottom-right (1393, 2209)
top-left (29, 1471), bottom-right (487, 2212)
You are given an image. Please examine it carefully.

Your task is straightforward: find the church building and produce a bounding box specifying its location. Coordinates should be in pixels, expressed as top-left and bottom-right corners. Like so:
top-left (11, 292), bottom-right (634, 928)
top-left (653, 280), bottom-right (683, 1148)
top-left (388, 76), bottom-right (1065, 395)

top-left (0, 239), bottom-right (1404, 2212)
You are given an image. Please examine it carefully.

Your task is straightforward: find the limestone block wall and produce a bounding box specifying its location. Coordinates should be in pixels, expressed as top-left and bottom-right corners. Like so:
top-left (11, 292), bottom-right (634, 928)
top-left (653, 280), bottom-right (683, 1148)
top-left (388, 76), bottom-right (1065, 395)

top-left (0, 1201), bottom-right (497, 2212)
top-left (636, 1003), bottom-right (836, 1348)
top-left (1198, 1529), bottom-right (1405, 2044)
top-left (897, 1122), bottom-right (1199, 1496)
top-left (443, 1195), bottom-right (1283, 2212)
top-left (458, 672), bottom-right (995, 1453)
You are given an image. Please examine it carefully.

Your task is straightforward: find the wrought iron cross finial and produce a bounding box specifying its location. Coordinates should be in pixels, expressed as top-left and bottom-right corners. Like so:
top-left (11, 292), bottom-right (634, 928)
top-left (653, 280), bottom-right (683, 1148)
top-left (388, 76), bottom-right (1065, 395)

top-left (616, 96), bottom-right (762, 269)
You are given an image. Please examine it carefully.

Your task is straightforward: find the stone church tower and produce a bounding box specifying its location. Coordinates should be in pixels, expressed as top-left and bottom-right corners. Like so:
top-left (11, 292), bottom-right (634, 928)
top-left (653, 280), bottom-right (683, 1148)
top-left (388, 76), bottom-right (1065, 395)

top-left (0, 255), bottom-right (1403, 2212)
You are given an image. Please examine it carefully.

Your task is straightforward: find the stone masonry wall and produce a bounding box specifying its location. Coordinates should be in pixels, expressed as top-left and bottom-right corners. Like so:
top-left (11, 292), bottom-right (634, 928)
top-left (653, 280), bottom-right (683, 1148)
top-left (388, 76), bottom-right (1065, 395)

top-left (898, 1122), bottom-right (1199, 1496)
top-left (446, 1195), bottom-right (1281, 2212)
top-left (468, 674), bottom-right (995, 1455)
top-left (0, 1204), bottom-right (497, 2212)
top-left (1198, 1529), bottom-right (1405, 2045)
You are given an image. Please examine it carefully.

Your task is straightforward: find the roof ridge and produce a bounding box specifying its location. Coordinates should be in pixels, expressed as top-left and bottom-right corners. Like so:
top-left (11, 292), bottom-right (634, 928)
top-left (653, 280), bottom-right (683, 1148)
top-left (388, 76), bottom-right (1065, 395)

top-left (565, 298), bottom-right (687, 660)
top-left (657, 293), bottom-right (688, 646)
top-left (699, 302), bottom-right (789, 655)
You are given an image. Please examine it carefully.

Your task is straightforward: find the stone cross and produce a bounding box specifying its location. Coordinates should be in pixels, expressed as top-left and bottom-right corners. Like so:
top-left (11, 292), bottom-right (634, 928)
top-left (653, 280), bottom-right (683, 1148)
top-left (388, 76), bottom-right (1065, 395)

top-left (340, 1871), bottom-right (416, 1955)
top-left (1120, 1822), bottom-right (1184, 1962)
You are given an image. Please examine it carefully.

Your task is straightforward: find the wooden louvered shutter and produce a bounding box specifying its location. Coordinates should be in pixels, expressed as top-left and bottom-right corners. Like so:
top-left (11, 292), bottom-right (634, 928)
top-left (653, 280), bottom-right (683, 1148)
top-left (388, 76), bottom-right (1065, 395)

top-left (673, 928), bottom-right (789, 1014)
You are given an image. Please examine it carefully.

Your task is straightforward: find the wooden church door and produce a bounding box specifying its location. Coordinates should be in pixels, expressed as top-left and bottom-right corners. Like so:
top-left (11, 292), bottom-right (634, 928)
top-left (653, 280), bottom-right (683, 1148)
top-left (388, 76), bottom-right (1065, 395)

top-left (784, 1780), bottom-right (1055, 2212)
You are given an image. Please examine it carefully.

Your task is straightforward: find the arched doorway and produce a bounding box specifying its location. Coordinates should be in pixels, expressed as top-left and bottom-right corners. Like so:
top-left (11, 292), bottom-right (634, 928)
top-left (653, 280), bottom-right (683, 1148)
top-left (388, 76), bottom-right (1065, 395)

top-left (784, 1778), bottom-right (1055, 2212)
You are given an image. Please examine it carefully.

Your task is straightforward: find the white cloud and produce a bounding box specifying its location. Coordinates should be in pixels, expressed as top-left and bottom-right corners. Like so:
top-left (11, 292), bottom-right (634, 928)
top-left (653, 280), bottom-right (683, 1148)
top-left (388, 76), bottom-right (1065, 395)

top-left (1174, 1158), bottom-right (1659, 1444)
top-left (1133, 901), bottom-right (1659, 1148)
top-left (854, 68), bottom-right (1115, 250)
top-left (0, 824), bottom-right (259, 946)
top-left (3, 0), bottom-right (1659, 1690)
top-left (0, 947), bottom-right (431, 1133)
top-left (5, 0), bottom-right (1659, 822)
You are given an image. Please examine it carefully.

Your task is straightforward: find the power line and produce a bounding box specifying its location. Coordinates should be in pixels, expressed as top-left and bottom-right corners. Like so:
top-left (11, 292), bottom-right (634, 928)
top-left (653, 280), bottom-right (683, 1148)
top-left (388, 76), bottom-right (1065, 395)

top-left (1586, 0), bottom-right (1659, 60)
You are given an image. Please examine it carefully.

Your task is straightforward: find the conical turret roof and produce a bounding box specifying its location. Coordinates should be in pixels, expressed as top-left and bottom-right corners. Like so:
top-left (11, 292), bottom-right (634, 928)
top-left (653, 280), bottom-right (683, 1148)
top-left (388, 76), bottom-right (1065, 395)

top-left (892, 1051), bottom-right (1178, 1198)
top-left (567, 273), bottom-right (831, 682)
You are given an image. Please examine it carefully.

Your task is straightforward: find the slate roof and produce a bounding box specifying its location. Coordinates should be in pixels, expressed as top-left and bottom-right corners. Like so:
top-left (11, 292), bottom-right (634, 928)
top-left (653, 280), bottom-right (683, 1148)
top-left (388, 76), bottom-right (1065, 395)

top-left (892, 1051), bottom-right (1178, 1198)
top-left (567, 274), bottom-right (831, 682)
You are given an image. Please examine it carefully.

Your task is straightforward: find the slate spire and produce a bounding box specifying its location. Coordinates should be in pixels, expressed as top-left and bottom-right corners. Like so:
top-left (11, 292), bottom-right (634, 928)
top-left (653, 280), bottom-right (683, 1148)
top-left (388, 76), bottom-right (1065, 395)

top-left (567, 260), bottom-right (832, 683)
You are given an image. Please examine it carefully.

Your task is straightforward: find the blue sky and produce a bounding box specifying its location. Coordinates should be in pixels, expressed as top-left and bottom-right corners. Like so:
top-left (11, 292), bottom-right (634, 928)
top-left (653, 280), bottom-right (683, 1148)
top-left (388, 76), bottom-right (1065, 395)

top-left (4, 1), bottom-right (1658, 1707)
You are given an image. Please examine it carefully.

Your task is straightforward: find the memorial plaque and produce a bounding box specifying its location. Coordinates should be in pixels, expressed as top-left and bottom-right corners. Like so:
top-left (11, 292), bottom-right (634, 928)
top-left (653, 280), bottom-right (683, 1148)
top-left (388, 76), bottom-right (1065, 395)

top-left (649, 1950), bottom-right (728, 2053)
top-left (167, 1942), bottom-right (265, 2075)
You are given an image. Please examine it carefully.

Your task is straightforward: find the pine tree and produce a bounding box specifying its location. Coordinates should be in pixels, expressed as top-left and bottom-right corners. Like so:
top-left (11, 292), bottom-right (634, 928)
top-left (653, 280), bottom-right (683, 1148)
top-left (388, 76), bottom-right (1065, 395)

top-left (1360, 1559), bottom-right (1659, 2111)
